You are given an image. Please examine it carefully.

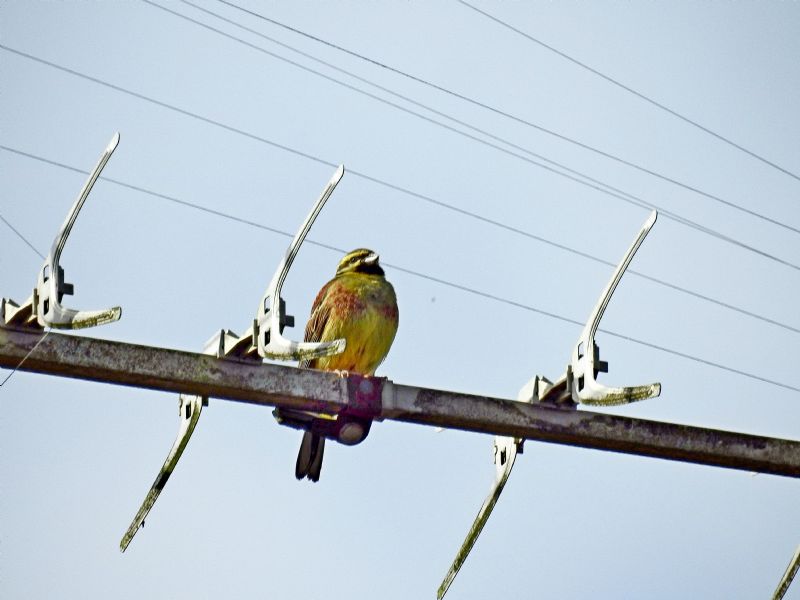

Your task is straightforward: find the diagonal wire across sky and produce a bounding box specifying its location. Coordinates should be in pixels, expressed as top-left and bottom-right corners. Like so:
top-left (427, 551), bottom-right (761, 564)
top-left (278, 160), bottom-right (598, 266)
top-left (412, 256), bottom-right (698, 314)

top-left (133, 0), bottom-right (800, 274)
top-left (2, 143), bottom-right (798, 394)
top-left (210, 0), bottom-right (800, 234)
top-left (456, 0), bottom-right (800, 184)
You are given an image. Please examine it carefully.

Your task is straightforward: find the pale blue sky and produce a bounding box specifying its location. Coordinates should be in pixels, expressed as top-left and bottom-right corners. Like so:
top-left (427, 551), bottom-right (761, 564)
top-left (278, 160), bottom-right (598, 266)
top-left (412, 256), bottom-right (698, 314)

top-left (2, 1), bottom-right (800, 598)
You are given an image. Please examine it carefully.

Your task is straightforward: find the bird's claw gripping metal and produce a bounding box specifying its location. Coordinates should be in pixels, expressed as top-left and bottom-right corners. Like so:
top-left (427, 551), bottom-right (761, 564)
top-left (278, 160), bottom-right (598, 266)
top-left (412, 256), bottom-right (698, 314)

top-left (2, 133), bottom-right (122, 330)
top-left (255, 164), bottom-right (347, 362)
top-left (438, 211), bottom-right (661, 599)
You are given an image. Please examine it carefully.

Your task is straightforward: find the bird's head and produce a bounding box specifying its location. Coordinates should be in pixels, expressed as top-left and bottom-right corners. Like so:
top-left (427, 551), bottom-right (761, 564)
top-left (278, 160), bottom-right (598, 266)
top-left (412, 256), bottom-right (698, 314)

top-left (336, 248), bottom-right (385, 277)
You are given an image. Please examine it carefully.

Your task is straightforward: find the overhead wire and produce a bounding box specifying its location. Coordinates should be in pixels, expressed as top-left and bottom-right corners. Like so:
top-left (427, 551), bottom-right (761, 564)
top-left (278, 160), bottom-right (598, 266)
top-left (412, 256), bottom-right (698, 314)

top-left (1, 47), bottom-right (798, 334)
top-left (2, 144), bottom-right (799, 394)
top-left (212, 0), bottom-right (800, 236)
top-left (456, 0), bottom-right (800, 184)
top-left (0, 213), bottom-right (45, 260)
top-left (4, 142), bottom-right (800, 337)
top-left (132, 1), bottom-right (800, 274)
top-left (0, 213), bottom-right (50, 388)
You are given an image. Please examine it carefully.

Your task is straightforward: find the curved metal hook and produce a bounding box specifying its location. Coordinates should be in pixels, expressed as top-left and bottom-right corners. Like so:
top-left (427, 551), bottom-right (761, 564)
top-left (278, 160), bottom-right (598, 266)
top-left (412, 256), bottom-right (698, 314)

top-left (118, 329), bottom-right (242, 552)
top-left (570, 210), bottom-right (661, 405)
top-left (256, 165), bottom-right (346, 361)
top-left (35, 133), bottom-right (122, 329)
top-left (437, 378), bottom-right (535, 599)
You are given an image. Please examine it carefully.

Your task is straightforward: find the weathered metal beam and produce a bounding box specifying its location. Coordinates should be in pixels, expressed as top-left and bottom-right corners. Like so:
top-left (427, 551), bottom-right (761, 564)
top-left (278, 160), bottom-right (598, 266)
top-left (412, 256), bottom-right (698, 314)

top-left (2, 325), bottom-right (800, 478)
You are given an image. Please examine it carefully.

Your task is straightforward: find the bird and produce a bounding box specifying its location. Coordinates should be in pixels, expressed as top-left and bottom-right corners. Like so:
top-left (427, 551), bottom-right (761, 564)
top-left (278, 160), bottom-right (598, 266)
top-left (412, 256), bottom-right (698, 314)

top-left (294, 248), bottom-right (399, 482)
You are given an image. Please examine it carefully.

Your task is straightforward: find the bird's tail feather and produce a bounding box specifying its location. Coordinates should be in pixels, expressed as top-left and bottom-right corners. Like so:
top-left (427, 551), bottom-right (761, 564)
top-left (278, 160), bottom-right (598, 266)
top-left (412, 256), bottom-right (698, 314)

top-left (296, 431), bottom-right (325, 482)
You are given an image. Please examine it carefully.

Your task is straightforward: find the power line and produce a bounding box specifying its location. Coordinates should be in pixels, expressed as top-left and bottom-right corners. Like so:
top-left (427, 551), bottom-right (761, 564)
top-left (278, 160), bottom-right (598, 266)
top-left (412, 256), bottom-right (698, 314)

top-left (0, 213), bottom-right (45, 260)
top-left (0, 48), bottom-right (717, 271)
top-left (456, 0), bottom-right (800, 184)
top-left (2, 145), bottom-right (797, 394)
top-left (211, 0), bottom-right (800, 237)
top-left (5, 145), bottom-right (800, 336)
top-left (0, 213), bottom-right (48, 389)
top-left (129, 2), bottom-right (800, 274)
top-left (3, 42), bottom-right (800, 341)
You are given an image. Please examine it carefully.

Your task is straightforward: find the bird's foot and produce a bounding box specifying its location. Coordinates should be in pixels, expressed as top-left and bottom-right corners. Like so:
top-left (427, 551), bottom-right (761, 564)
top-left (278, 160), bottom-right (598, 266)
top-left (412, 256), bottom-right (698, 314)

top-left (333, 369), bottom-right (350, 379)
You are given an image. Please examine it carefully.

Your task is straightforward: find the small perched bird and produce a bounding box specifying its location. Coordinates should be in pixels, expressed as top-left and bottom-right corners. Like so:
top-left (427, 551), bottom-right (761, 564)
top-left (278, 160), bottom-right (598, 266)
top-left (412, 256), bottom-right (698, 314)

top-left (295, 248), bottom-right (399, 481)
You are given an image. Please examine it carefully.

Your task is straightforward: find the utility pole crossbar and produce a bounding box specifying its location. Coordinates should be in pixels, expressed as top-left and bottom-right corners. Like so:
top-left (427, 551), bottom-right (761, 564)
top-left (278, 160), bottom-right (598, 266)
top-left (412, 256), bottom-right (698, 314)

top-left (2, 325), bottom-right (799, 478)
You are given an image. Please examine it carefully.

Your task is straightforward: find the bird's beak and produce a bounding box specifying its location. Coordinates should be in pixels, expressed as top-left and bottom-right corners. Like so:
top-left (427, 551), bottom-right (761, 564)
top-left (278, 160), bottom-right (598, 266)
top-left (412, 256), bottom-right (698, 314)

top-left (364, 253), bottom-right (379, 265)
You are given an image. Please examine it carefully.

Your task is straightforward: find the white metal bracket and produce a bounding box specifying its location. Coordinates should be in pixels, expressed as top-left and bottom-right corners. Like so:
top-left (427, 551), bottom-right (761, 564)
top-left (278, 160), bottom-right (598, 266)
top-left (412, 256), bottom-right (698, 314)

top-left (567, 210), bottom-right (661, 405)
top-left (255, 165), bottom-right (347, 362)
top-left (2, 133), bottom-right (122, 330)
top-left (438, 211), bottom-right (661, 598)
top-left (121, 166), bottom-right (349, 549)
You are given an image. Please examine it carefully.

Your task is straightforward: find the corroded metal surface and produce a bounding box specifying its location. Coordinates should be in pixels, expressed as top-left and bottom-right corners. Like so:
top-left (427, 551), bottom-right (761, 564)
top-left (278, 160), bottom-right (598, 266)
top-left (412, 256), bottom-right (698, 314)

top-left (382, 382), bottom-right (800, 478)
top-left (0, 326), bottom-right (349, 413)
top-left (3, 326), bottom-right (800, 478)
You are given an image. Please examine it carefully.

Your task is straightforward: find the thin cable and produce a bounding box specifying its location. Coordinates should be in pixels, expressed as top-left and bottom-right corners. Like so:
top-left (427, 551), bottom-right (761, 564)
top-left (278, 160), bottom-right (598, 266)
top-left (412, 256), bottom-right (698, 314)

top-left (0, 215), bottom-right (49, 388)
top-left (213, 0), bottom-right (800, 236)
top-left (126, 4), bottom-right (800, 273)
top-left (2, 146), bottom-right (796, 394)
top-left (0, 330), bottom-right (51, 387)
top-left (386, 263), bottom-right (800, 394)
top-left (3, 43), bottom-right (799, 326)
top-left (5, 132), bottom-right (800, 338)
top-left (456, 0), bottom-right (800, 184)
top-left (0, 213), bottom-right (45, 260)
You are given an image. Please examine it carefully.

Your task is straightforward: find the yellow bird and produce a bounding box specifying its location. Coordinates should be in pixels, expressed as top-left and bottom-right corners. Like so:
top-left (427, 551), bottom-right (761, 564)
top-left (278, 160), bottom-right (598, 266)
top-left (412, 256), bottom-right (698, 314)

top-left (295, 248), bottom-right (399, 481)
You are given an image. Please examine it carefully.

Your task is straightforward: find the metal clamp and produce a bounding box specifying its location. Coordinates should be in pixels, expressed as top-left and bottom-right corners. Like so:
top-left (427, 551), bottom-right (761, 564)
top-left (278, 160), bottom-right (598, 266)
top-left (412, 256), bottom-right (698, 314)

top-left (438, 211), bottom-right (662, 598)
top-left (3, 133), bottom-right (122, 330)
top-left (272, 374), bottom-right (384, 447)
top-left (568, 210), bottom-right (661, 405)
top-left (121, 166), bottom-right (351, 548)
top-left (256, 165), bottom-right (347, 362)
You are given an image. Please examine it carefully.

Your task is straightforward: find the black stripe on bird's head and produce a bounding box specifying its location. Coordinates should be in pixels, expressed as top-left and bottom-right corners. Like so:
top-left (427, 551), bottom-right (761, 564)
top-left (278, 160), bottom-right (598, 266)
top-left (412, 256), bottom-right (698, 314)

top-left (336, 248), bottom-right (385, 276)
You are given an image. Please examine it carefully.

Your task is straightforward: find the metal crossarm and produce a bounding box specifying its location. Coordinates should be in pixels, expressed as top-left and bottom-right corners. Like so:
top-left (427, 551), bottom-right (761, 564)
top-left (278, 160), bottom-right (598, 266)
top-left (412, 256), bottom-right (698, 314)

top-left (2, 326), bottom-right (799, 478)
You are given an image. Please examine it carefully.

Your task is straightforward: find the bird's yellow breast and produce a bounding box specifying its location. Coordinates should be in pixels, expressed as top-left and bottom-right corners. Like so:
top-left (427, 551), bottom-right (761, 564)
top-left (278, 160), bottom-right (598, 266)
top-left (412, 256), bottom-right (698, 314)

top-left (307, 273), bottom-right (398, 375)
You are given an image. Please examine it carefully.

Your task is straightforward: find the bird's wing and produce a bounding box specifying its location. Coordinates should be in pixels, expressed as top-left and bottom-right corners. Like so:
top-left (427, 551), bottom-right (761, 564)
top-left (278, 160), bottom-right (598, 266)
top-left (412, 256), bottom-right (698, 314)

top-left (304, 279), bottom-right (336, 343)
top-left (299, 279), bottom-right (336, 368)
